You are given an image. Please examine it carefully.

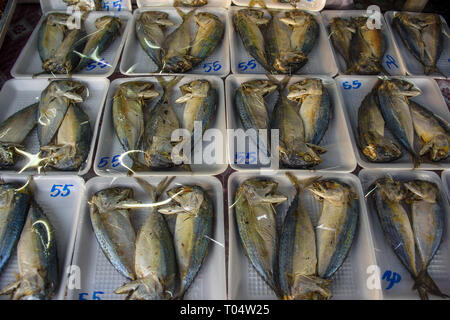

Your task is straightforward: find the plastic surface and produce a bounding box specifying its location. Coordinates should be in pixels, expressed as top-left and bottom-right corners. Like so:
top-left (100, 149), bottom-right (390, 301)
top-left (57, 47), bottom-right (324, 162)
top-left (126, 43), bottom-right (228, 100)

top-left (40, 0), bottom-right (132, 13)
top-left (228, 7), bottom-right (338, 76)
top-left (120, 7), bottom-right (230, 77)
top-left (94, 75), bottom-right (227, 176)
top-left (0, 78), bottom-right (109, 175)
top-left (443, 171), bottom-right (450, 202)
top-left (359, 169), bottom-right (450, 300)
top-left (321, 10), bottom-right (406, 76)
top-left (384, 11), bottom-right (450, 78)
top-left (225, 74), bottom-right (357, 172)
top-left (137, 0), bottom-right (231, 7)
top-left (0, 175), bottom-right (84, 300)
top-left (336, 75), bottom-right (450, 170)
top-left (227, 171), bottom-right (381, 300)
top-left (66, 175), bottom-right (226, 300)
top-left (12, 11), bottom-right (132, 79)
top-left (231, 0), bottom-right (326, 11)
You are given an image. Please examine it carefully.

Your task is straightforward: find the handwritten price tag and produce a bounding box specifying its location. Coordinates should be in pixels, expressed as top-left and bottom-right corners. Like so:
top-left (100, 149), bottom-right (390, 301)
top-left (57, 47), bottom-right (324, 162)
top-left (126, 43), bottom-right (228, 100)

top-left (382, 270), bottom-right (401, 290)
top-left (79, 291), bottom-right (104, 300)
top-left (98, 155), bottom-right (121, 169)
top-left (86, 58), bottom-right (109, 71)
top-left (202, 61), bottom-right (222, 73)
top-left (342, 80), bottom-right (362, 90)
top-left (234, 152), bottom-right (257, 165)
top-left (50, 184), bottom-right (73, 198)
top-left (238, 59), bottom-right (257, 72)
top-left (103, 0), bottom-right (122, 11)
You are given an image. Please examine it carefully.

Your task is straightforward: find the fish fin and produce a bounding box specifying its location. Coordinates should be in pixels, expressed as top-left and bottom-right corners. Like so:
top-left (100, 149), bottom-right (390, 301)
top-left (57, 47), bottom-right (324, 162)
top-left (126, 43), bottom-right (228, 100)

top-left (115, 276), bottom-right (166, 300)
top-left (0, 279), bottom-right (21, 296)
top-left (413, 269), bottom-right (450, 300)
top-left (418, 141), bottom-right (432, 157)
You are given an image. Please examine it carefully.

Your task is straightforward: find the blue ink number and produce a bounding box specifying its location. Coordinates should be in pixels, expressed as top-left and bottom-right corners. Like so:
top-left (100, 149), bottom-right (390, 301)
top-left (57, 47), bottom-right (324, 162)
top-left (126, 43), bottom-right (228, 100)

top-left (50, 184), bottom-right (73, 198)
top-left (385, 55), bottom-right (399, 69)
top-left (86, 58), bottom-right (109, 71)
top-left (98, 155), bottom-right (121, 169)
top-left (203, 61), bottom-right (222, 73)
top-left (103, 0), bottom-right (122, 11)
top-left (342, 80), bottom-right (362, 90)
top-left (382, 270), bottom-right (402, 290)
top-left (234, 152), bottom-right (257, 165)
top-left (238, 59), bottom-right (257, 72)
top-left (79, 291), bottom-right (104, 300)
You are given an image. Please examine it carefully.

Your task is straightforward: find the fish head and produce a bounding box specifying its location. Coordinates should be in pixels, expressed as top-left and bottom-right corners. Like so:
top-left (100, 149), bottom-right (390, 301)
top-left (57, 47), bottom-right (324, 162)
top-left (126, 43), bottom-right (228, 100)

top-left (242, 80), bottom-right (278, 98)
top-left (419, 133), bottom-right (449, 162)
top-left (375, 177), bottom-right (405, 202)
top-left (362, 133), bottom-right (403, 162)
top-left (382, 78), bottom-right (421, 97)
top-left (241, 179), bottom-right (287, 205)
top-left (46, 13), bottom-right (70, 27)
top-left (280, 144), bottom-right (322, 168)
top-left (308, 180), bottom-right (352, 203)
top-left (175, 80), bottom-right (210, 103)
top-left (194, 12), bottom-right (218, 26)
top-left (287, 79), bottom-right (322, 103)
top-left (158, 185), bottom-right (204, 215)
top-left (0, 143), bottom-right (20, 168)
top-left (272, 52), bottom-right (307, 74)
top-left (90, 187), bottom-right (134, 212)
top-left (139, 11), bottom-right (174, 28)
top-left (404, 180), bottom-right (438, 203)
top-left (239, 9), bottom-right (270, 26)
top-left (118, 81), bottom-right (160, 101)
top-left (280, 10), bottom-right (312, 28)
top-left (94, 16), bottom-right (122, 30)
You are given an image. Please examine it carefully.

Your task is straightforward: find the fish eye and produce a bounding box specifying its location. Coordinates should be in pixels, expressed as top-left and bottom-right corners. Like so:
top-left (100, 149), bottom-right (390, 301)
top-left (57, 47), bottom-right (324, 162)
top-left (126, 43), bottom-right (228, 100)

top-left (304, 155), bottom-right (311, 162)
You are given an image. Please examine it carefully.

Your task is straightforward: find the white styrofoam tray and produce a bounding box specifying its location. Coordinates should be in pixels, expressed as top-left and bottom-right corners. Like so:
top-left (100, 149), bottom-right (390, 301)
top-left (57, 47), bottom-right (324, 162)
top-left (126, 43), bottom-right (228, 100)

top-left (336, 75), bottom-right (450, 170)
top-left (359, 169), bottom-right (450, 300)
top-left (94, 76), bottom-right (228, 176)
top-left (40, 0), bottom-right (132, 13)
top-left (120, 7), bottom-right (230, 77)
top-left (228, 7), bottom-right (338, 76)
top-left (231, 0), bottom-right (326, 11)
top-left (137, 0), bottom-right (231, 7)
top-left (442, 170), bottom-right (450, 203)
top-left (66, 175), bottom-right (226, 300)
top-left (227, 171), bottom-right (382, 300)
top-left (321, 10), bottom-right (406, 76)
top-left (0, 175), bottom-right (84, 300)
top-left (12, 11), bottom-right (133, 79)
top-left (384, 11), bottom-right (450, 78)
top-left (0, 78), bottom-right (109, 175)
top-left (225, 74), bottom-right (357, 172)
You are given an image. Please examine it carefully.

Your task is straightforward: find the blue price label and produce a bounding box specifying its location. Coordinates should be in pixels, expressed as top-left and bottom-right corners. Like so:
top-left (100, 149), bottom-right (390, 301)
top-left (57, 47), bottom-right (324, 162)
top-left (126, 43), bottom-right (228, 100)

top-left (238, 59), bottom-right (257, 72)
top-left (385, 54), bottom-right (399, 69)
top-left (342, 80), bottom-right (362, 90)
top-left (86, 58), bottom-right (109, 71)
top-left (382, 270), bottom-right (402, 290)
top-left (79, 291), bottom-right (104, 300)
top-left (98, 155), bottom-right (121, 169)
top-left (202, 60), bottom-right (222, 73)
top-left (50, 184), bottom-right (74, 198)
top-left (234, 152), bottom-right (257, 165)
top-left (103, 0), bottom-right (122, 11)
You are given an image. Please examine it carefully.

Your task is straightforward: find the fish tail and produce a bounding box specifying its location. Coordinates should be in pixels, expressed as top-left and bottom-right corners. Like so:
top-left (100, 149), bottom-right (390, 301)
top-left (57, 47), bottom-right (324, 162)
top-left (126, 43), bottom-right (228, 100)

top-left (424, 65), bottom-right (446, 77)
top-left (285, 172), bottom-right (321, 192)
top-left (413, 269), bottom-right (450, 300)
top-left (157, 76), bottom-right (183, 97)
top-left (248, 0), bottom-right (267, 9)
top-left (266, 74), bottom-right (291, 91)
top-left (412, 154), bottom-right (421, 169)
top-left (175, 7), bottom-right (196, 21)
